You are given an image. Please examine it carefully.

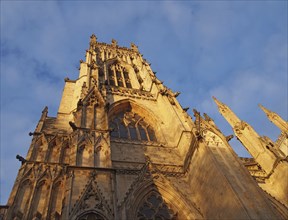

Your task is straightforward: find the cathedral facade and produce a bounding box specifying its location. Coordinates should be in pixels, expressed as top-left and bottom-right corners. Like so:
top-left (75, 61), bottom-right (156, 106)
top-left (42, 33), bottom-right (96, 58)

top-left (1, 35), bottom-right (287, 220)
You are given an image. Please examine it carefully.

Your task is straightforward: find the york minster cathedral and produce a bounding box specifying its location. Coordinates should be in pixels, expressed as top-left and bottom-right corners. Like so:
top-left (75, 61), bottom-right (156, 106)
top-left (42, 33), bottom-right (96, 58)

top-left (1, 35), bottom-right (287, 220)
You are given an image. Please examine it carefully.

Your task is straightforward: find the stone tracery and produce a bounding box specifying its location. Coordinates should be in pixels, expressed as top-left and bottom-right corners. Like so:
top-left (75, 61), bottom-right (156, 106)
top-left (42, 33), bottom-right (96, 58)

top-left (109, 111), bottom-right (156, 142)
top-left (107, 63), bottom-right (132, 88)
top-left (136, 191), bottom-right (177, 220)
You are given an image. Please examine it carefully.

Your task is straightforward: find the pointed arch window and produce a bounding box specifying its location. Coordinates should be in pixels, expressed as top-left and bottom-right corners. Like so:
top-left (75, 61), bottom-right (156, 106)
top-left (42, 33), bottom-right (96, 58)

top-left (136, 192), bottom-right (177, 220)
top-left (109, 111), bottom-right (156, 142)
top-left (49, 182), bottom-right (62, 219)
top-left (123, 70), bottom-right (132, 88)
top-left (108, 66), bottom-right (116, 86)
top-left (15, 180), bottom-right (32, 216)
top-left (107, 64), bottom-right (132, 88)
top-left (30, 180), bottom-right (50, 219)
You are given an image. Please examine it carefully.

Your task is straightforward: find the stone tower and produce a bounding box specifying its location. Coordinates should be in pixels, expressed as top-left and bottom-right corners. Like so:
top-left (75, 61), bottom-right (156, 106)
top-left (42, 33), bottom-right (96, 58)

top-left (1, 35), bottom-right (287, 220)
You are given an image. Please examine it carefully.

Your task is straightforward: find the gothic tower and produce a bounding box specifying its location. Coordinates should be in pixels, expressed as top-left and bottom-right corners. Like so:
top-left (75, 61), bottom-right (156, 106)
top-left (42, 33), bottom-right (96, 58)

top-left (1, 35), bottom-right (287, 220)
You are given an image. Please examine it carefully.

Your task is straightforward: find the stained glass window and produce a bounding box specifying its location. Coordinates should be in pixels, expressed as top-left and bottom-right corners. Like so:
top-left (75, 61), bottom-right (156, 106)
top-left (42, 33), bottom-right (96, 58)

top-left (136, 192), bottom-right (177, 220)
top-left (109, 111), bottom-right (156, 142)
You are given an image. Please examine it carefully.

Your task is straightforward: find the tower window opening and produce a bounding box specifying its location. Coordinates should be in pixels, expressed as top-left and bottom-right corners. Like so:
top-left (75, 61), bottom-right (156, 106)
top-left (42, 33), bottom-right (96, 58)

top-left (107, 64), bottom-right (132, 88)
top-left (108, 67), bottom-right (115, 86)
top-left (116, 70), bottom-right (124, 87)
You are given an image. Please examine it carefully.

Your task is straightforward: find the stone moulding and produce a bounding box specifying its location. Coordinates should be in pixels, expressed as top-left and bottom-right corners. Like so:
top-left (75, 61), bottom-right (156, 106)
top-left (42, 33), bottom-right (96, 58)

top-left (106, 86), bottom-right (156, 101)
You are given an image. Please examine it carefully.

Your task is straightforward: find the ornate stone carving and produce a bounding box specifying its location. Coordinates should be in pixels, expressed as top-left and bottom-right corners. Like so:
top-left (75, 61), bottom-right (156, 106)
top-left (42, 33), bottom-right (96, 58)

top-left (106, 86), bottom-right (155, 100)
top-left (130, 43), bottom-right (138, 52)
top-left (136, 192), bottom-right (178, 220)
top-left (234, 121), bottom-right (250, 135)
top-left (159, 87), bottom-right (177, 105)
top-left (69, 177), bottom-right (113, 219)
top-left (202, 129), bottom-right (225, 147)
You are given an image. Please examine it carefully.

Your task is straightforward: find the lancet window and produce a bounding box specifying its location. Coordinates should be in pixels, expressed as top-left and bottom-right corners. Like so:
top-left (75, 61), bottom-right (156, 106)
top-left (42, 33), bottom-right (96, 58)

top-left (107, 64), bottom-right (132, 88)
top-left (15, 180), bottom-right (32, 216)
top-left (136, 192), bottom-right (177, 220)
top-left (30, 180), bottom-right (50, 219)
top-left (110, 111), bottom-right (156, 142)
top-left (49, 182), bottom-right (62, 219)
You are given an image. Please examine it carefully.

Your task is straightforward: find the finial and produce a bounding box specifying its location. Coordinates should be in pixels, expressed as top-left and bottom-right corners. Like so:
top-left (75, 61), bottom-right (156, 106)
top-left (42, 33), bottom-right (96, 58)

top-left (174, 92), bottom-right (180, 97)
top-left (203, 113), bottom-right (213, 122)
top-left (212, 96), bottom-right (228, 113)
top-left (42, 106), bottom-right (48, 113)
top-left (193, 109), bottom-right (200, 117)
top-left (258, 104), bottom-right (270, 115)
top-left (212, 96), bottom-right (220, 104)
top-left (90, 34), bottom-right (97, 49)
top-left (40, 106), bottom-right (48, 122)
top-left (111, 39), bottom-right (118, 47)
top-left (131, 43), bottom-right (139, 52)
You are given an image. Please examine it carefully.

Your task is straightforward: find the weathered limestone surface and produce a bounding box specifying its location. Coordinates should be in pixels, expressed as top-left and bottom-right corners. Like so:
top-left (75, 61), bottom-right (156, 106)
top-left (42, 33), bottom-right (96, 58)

top-left (2, 35), bottom-right (287, 220)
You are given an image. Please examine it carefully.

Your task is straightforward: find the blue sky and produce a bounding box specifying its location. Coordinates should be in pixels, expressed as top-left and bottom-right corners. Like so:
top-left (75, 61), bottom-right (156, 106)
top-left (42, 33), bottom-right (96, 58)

top-left (1, 1), bottom-right (287, 204)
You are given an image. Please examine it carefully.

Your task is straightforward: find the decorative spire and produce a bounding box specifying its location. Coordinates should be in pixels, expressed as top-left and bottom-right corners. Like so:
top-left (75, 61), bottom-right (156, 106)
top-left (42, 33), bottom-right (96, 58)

top-left (214, 97), bottom-right (277, 174)
top-left (212, 96), bottom-right (241, 126)
top-left (213, 96), bottom-right (228, 113)
top-left (259, 104), bottom-right (288, 133)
